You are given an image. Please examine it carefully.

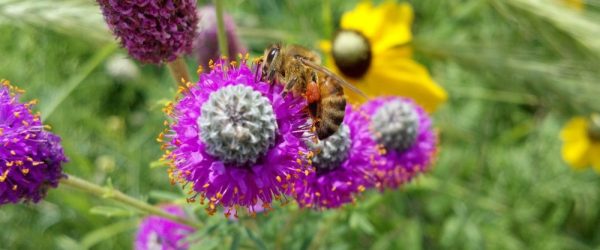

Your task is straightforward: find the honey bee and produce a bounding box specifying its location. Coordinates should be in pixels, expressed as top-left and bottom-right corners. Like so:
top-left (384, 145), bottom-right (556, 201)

top-left (259, 44), bottom-right (366, 140)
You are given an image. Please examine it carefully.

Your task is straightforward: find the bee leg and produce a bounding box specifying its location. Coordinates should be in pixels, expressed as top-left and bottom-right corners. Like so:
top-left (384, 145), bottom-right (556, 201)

top-left (281, 78), bottom-right (298, 98)
top-left (254, 58), bottom-right (264, 82)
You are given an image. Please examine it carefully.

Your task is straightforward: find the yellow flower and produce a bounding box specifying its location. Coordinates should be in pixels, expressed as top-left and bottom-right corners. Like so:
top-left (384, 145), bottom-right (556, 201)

top-left (560, 115), bottom-right (600, 172)
top-left (320, 1), bottom-right (447, 112)
top-left (561, 0), bottom-right (584, 11)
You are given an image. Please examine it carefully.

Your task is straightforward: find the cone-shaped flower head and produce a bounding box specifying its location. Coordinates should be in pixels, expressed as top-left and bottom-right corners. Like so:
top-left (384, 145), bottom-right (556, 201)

top-left (320, 2), bottom-right (447, 112)
top-left (362, 97), bottom-right (437, 189)
top-left (294, 106), bottom-right (381, 209)
top-left (0, 80), bottom-right (67, 205)
top-left (97, 0), bottom-right (198, 64)
top-left (193, 5), bottom-right (247, 68)
top-left (161, 59), bottom-right (311, 215)
top-left (135, 204), bottom-right (195, 250)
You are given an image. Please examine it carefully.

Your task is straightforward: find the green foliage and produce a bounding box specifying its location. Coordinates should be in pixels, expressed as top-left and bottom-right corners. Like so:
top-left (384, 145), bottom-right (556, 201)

top-left (1, 0), bottom-right (599, 249)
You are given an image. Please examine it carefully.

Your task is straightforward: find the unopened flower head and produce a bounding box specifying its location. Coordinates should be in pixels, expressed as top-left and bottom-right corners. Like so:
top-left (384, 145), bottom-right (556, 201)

top-left (193, 5), bottom-right (247, 68)
top-left (362, 97), bottom-right (437, 189)
top-left (161, 59), bottom-right (311, 215)
top-left (0, 80), bottom-right (67, 205)
top-left (97, 0), bottom-right (198, 64)
top-left (294, 106), bottom-right (381, 209)
top-left (135, 204), bottom-right (195, 250)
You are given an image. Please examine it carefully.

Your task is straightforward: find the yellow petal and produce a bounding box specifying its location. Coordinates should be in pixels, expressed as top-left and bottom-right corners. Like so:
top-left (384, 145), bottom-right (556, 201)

top-left (319, 40), bottom-right (332, 53)
top-left (345, 48), bottom-right (447, 112)
top-left (341, 1), bottom-right (414, 54)
top-left (562, 0), bottom-right (584, 11)
top-left (590, 144), bottom-right (600, 173)
top-left (341, 1), bottom-right (380, 39)
top-left (561, 136), bottom-right (591, 170)
top-left (370, 2), bottom-right (414, 54)
top-left (559, 117), bottom-right (588, 142)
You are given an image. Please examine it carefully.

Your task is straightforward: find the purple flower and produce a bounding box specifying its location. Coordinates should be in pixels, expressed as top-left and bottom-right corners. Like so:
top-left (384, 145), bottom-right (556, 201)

top-left (293, 106), bottom-right (381, 209)
top-left (135, 204), bottom-right (195, 250)
top-left (161, 60), bottom-right (311, 215)
top-left (0, 80), bottom-right (67, 205)
top-left (361, 97), bottom-right (437, 189)
top-left (97, 0), bottom-right (198, 64)
top-left (193, 5), bottom-right (247, 68)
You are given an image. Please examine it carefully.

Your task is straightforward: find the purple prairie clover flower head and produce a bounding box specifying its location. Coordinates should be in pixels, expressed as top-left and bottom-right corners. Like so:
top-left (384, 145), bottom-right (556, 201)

top-left (160, 59), bottom-right (311, 216)
top-left (361, 97), bottom-right (438, 189)
top-left (135, 204), bottom-right (195, 250)
top-left (294, 106), bottom-right (381, 209)
top-left (224, 199), bottom-right (266, 220)
top-left (0, 80), bottom-right (67, 205)
top-left (193, 5), bottom-right (247, 68)
top-left (97, 0), bottom-right (199, 64)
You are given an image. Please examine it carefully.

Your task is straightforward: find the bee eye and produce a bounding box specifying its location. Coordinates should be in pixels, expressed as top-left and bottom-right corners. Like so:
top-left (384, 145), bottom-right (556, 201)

top-left (267, 48), bottom-right (279, 63)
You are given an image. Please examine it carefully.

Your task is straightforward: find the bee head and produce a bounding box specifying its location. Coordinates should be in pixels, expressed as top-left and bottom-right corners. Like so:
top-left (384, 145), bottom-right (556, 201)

top-left (261, 44), bottom-right (281, 82)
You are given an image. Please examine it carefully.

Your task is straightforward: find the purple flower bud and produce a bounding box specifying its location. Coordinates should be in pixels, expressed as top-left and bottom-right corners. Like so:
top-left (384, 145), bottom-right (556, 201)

top-left (135, 204), bottom-right (195, 250)
top-left (97, 0), bottom-right (199, 64)
top-left (193, 6), bottom-right (247, 68)
top-left (294, 106), bottom-right (382, 209)
top-left (0, 80), bottom-right (67, 205)
top-left (362, 97), bottom-right (438, 189)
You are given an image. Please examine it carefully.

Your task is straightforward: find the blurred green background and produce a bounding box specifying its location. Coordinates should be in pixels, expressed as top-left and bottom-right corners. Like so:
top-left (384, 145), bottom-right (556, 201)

top-left (1, 0), bottom-right (600, 249)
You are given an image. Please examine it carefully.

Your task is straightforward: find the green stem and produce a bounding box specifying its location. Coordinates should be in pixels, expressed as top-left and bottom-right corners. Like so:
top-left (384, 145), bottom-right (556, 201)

top-left (60, 174), bottom-right (202, 228)
top-left (321, 0), bottom-right (333, 39)
top-left (214, 0), bottom-right (229, 58)
top-left (42, 43), bottom-right (117, 122)
top-left (166, 56), bottom-right (191, 89)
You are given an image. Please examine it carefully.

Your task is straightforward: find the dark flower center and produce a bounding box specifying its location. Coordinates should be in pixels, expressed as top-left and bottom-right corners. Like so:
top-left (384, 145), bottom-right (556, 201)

top-left (588, 114), bottom-right (600, 142)
top-left (331, 29), bottom-right (372, 79)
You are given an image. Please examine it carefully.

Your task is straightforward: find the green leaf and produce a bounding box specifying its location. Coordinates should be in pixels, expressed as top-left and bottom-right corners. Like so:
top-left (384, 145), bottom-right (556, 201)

top-left (55, 235), bottom-right (84, 250)
top-left (230, 230), bottom-right (241, 250)
top-left (80, 220), bottom-right (138, 249)
top-left (245, 227), bottom-right (267, 250)
top-left (89, 206), bottom-right (137, 218)
top-left (349, 212), bottom-right (375, 235)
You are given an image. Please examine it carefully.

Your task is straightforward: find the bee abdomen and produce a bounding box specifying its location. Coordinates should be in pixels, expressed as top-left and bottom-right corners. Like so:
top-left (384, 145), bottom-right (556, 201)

top-left (317, 96), bottom-right (346, 140)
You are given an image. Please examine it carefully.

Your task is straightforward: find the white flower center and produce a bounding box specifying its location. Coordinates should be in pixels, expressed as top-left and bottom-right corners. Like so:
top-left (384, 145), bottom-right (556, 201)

top-left (372, 101), bottom-right (419, 152)
top-left (198, 85), bottom-right (278, 165)
top-left (305, 124), bottom-right (351, 173)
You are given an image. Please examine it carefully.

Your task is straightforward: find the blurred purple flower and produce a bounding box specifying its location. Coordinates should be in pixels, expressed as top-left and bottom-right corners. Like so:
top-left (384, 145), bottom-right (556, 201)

top-left (161, 60), bottom-right (311, 215)
top-left (135, 204), bottom-right (195, 250)
top-left (193, 5), bottom-right (247, 68)
top-left (361, 97), bottom-right (437, 189)
top-left (0, 80), bottom-right (67, 205)
top-left (97, 0), bottom-right (198, 64)
top-left (294, 106), bottom-right (381, 209)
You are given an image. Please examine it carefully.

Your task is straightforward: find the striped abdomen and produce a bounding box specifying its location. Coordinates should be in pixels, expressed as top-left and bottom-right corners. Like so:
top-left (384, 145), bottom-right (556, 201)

top-left (314, 77), bottom-right (346, 140)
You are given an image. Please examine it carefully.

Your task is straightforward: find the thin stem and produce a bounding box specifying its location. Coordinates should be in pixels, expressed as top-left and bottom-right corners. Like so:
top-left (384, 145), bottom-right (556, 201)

top-left (213, 0), bottom-right (229, 58)
top-left (321, 0), bottom-right (333, 39)
top-left (42, 43), bottom-right (117, 122)
top-left (60, 174), bottom-right (202, 228)
top-left (167, 57), bottom-right (191, 89)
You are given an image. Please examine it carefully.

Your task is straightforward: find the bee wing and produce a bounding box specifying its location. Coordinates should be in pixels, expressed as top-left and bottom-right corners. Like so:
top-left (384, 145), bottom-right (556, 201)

top-left (298, 58), bottom-right (369, 100)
